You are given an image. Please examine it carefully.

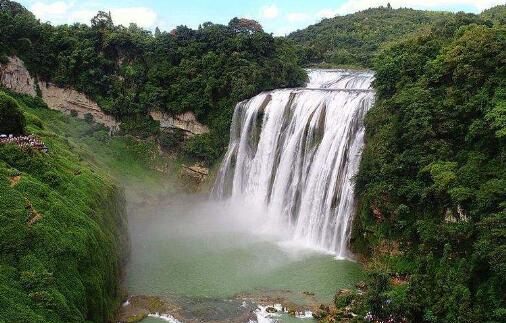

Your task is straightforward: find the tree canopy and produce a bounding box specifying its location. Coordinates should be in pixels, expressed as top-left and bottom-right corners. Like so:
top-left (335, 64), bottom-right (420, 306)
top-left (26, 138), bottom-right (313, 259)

top-left (0, 0), bottom-right (307, 163)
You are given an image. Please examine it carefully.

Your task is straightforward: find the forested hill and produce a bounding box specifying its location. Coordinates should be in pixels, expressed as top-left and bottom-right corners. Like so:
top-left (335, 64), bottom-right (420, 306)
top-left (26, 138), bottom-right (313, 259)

top-left (344, 10), bottom-right (506, 323)
top-left (287, 6), bottom-right (503, 68)
top-left (0, 0), bottom-right (306, 163)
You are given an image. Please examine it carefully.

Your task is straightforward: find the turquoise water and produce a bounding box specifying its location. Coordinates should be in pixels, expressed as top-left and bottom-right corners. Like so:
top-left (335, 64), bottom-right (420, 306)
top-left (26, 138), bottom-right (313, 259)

top-left (126, 197), bottom-right (363, 321)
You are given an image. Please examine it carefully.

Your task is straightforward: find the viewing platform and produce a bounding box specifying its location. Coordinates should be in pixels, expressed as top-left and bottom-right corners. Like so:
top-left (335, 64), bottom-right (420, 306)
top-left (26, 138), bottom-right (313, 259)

top-left (0, 134), bottom-right (48, 153)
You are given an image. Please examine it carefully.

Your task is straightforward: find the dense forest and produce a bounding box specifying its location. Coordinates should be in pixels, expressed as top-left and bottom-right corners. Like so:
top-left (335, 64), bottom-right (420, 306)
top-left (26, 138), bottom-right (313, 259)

top-left (348, 7), bottom-right (506, 323)
top-left (288, 6), bottom-right (453, 67)
top-left (0, 0), bottom-right (306, 163)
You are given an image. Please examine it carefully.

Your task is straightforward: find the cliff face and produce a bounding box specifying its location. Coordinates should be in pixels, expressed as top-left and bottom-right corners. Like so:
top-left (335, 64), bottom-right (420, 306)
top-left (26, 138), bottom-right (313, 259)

top-left (150, 111), bottom-right (209, 137)
top-left (0, 56), bottom-right (121, 131)
top-left (0, 56), bottom-right (37, 96)
top-left (1, 56), bottom-right (209, 137)
top-left (38, 80), bottom-right (120, 131)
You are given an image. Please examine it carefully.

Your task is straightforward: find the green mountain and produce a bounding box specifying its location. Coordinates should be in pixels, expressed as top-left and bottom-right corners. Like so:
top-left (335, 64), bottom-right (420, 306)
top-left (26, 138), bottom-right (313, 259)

top-left (288, 7), bottom-right (453, 67)
top-left (348, 10), bottom-right (506, 323)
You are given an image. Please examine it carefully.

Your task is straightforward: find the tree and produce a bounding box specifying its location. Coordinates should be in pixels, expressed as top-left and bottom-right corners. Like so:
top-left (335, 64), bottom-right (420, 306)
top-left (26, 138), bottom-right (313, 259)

top-left (0, 92), bottom-right (25, 135)
top-left (228, 17), bottom-right (263, 34)
top-left (91, 11), bottom-right (113, 30)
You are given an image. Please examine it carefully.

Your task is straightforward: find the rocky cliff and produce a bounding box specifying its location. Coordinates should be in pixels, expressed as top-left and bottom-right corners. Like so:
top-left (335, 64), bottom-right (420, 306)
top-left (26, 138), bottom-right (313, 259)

top-left (0, 56), bottom-right (120, 131)
top-left (150, 111), bottom-right (209, 136)
top-left (1, 56), bottom-right (209, 137)
top-left (0, 56), bottom-right (37, 97)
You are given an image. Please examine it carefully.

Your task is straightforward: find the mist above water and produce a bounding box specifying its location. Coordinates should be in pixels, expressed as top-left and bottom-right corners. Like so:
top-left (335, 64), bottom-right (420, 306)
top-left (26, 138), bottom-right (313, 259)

top-left (126, 195), bottom-right (362, 303)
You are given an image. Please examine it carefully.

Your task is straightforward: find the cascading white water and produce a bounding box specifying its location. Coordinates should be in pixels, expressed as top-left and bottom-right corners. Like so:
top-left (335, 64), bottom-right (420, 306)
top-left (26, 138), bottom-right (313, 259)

top-left (212, 69), bottom-right (374, 258)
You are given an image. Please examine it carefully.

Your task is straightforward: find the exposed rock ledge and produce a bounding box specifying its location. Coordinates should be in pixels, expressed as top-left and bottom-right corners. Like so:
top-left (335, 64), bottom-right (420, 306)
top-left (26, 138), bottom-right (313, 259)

top-left (1, 56), bottom-right (210, 137)
top-left (150, 111), bottom-right (209, 136)
top-left (0, 56), bottom-right (37, 97)
top-left (0, 56), bottom-right (120, 132)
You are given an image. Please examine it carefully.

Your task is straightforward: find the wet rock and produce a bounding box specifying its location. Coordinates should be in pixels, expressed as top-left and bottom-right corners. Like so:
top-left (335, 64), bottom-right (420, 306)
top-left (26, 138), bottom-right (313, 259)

top-left (303, 291), bottom-right (315, 296)
top-left (265, 306), bottom-right (277, 313)
top-left (116, 295), bottom-right (181, 323)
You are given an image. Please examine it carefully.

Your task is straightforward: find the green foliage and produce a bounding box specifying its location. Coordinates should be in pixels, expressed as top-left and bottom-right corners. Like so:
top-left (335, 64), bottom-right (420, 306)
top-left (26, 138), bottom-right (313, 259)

top-left (159, 129), bottom-right (184, 151)
top-left (183, 133), bottom-right (221, 165)
top-left (0, 92), bottom-right (128, 322)
top-left (0, 1), bottom-right (307, 162)
top-left (119, 115), bottom-right (159, 139)
top-left (353, 14), bottom-right (506, 322)
top-left (0, 92), bottom-right (25, 135)
top-left (289, 7), bottom-right (451, 67)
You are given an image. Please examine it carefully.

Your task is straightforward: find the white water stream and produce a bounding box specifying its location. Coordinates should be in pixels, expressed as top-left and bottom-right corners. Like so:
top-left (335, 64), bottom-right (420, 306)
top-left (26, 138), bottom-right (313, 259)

top-left (213, 69), bottom-right (374, 258)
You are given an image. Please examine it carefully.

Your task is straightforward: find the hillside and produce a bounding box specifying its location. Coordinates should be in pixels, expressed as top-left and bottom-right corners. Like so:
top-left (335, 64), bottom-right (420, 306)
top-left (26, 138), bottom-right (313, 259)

top-left (342, 11), bottom-right (506, 323)
top-left (0, 91), bottom-right (129, 322)
top-left (288, 7), bottom-right (452, 67)
top-left (0, 0), bottom-right (307, 164)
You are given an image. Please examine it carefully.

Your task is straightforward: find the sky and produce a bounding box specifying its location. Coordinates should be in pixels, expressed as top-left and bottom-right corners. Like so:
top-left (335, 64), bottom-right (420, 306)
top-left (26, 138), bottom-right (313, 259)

top-left (17, 0), bottom-right (506, 35)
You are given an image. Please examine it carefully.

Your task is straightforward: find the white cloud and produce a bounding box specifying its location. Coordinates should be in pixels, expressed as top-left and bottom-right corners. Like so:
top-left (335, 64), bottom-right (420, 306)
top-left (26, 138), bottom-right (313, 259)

top-left (110, 7), bottom-right (158, 28)
top-left (335, 0), bottom-right (505, 15)
top-left (261, 4), bottom-right (279, 19)
top-left (317, 8), bottom-right (339, 19)
top-left (30, 1), bottom-right (159, 29)
top-left (286, 12), bottom-right (310, 22)
top-left (31, 1), bottom-right (74, 22)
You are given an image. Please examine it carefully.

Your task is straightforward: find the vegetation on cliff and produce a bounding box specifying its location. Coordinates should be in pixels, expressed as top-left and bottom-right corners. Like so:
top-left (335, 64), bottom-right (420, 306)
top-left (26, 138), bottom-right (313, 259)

top-left (0, 91), bottom-right (129, 322)
top-left (0, 0), bottom-right (307, 163)
top-left (0, 92), bottom-right (25, 135)
top-left (350, 12), bottom-right (506, 323)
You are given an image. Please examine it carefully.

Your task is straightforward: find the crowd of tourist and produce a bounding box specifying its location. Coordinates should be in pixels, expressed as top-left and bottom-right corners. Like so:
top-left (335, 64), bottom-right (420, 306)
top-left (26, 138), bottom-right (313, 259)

top-left (0, 134), bottom-right (48, 153)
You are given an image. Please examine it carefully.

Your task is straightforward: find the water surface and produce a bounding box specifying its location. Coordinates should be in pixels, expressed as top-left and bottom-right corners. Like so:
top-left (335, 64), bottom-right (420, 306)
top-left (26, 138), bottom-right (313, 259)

top-left (126, 196), bottom-right (363, 322)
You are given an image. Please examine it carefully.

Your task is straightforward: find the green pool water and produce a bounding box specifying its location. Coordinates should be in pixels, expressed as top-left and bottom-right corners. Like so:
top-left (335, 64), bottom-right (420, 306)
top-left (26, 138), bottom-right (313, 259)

top-left (126, 197), bottom-right (363, 321)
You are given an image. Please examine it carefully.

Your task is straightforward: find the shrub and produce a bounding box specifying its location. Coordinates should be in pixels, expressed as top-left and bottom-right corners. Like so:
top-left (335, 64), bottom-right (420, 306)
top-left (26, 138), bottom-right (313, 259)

top-left (84, 113), bottom-right (94, 124)
top-left (0, 92), bottom-right (26, 135)
top-left (119, 115), bottom-right (159, 139)
top-left (159, 129), bottom-right (185, 151)
top-left (183, 133), bottom-right (220, 165)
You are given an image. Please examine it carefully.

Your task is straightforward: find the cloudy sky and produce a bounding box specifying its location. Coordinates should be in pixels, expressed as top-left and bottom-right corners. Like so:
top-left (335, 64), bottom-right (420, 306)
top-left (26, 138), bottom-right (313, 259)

top-left (18, 0), bottom-right (505, 35)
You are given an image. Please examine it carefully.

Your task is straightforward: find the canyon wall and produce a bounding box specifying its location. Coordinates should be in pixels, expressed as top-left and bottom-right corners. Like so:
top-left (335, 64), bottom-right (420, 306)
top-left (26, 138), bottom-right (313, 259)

top-left (1, 56), bottom-right (209, 137)
top-left (150, 111), bottom-right (209, 136)
top-left (0, 56), bottom-right (120, 131)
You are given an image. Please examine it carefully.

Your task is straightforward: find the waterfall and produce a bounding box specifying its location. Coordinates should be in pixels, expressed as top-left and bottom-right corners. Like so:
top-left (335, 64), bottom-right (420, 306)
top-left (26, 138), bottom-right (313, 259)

top-left (212, 69), bottom-right (374, 258)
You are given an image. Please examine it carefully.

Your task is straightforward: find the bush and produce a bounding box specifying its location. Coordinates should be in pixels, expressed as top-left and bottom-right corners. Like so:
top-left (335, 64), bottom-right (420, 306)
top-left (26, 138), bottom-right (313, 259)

top-left (119, 115), bottom-right (159, 139)
top-left (84, 113), bottom-right (94, 124)
top-left (0, 92), bottom-right (26, 135)
top-left (159, 129), bottom-right (185, 151)
top-left (183, 133), bottom-right (221, 165)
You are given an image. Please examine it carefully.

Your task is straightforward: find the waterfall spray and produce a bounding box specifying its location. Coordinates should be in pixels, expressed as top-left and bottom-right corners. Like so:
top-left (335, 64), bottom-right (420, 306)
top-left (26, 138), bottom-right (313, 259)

top-left (213, 69), bottom-right (374, 258)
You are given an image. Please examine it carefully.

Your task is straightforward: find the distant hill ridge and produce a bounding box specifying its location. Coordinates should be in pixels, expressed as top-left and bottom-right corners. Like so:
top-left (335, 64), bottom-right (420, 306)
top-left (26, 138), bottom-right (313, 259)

top-left (288, 5), bottom-right (503, 67)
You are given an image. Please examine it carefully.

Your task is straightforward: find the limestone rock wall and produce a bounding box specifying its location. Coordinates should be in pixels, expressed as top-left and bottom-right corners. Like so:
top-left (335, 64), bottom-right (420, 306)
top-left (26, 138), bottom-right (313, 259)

top-left (150, 111), bottom-right (209, 137)
top-left (0, 56), bottom-right (37, 96)
top-left (1, 56), bottom-right (209, 136)
top-left (38, 81), bottom-right (120, 131)
top-left (0, 56), bottom-right (120, 131)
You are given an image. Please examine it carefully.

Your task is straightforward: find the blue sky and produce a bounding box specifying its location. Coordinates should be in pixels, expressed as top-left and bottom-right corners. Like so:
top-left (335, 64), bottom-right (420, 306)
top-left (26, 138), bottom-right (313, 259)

top-left (18, 1), bottom-right (505, 35)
